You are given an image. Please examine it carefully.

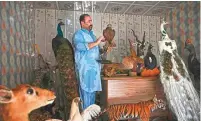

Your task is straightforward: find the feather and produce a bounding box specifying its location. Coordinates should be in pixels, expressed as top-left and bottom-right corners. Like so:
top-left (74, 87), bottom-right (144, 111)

top-left (69, 97), bottom-right (101, 121)
top-left (81, 104), bottom-right (101, 121)
top-left (158, 19), bottom-right (200, 121)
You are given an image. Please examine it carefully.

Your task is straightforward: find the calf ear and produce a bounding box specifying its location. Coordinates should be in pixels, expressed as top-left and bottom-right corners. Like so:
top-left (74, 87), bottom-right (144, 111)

top-left (0, 86), bottom-right (13, 103)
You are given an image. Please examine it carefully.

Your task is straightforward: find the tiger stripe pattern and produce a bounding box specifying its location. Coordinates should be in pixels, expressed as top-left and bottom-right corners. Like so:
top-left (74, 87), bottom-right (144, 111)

top-left (105, 96), bottom-right (166, 121)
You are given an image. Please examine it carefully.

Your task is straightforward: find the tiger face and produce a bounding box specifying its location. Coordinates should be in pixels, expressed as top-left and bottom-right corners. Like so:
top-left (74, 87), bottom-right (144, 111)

top-left (152, 96), bottom-right (166, 111)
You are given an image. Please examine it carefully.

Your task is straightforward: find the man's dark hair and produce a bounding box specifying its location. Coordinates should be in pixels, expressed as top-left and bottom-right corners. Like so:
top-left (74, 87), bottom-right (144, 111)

top-left (79, 14), bottom-right (90, 24)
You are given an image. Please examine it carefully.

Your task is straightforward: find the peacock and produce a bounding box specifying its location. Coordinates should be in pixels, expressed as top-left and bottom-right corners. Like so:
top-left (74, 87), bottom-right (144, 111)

top-left (52, 21), bottom-right (79, 119)
top-left (158, 19), bottom-right (200, 121)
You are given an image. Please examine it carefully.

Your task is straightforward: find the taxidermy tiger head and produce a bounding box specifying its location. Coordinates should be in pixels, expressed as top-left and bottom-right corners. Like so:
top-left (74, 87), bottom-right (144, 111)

top-left (151, 95), bottom-right (166, 112)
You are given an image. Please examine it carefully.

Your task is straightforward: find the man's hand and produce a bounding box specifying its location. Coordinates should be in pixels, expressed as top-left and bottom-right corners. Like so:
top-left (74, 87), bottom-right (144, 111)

top-left (96, 36), bottom-right (105, 44)
top-left (88, 36), bottom-right (105, 49)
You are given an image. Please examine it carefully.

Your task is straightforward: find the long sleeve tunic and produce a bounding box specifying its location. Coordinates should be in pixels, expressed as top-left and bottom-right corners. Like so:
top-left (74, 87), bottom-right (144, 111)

top-left (73, 28), bottom-right (102, 93)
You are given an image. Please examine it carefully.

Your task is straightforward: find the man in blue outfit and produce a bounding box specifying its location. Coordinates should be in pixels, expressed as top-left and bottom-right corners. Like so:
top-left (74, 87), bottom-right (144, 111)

top-left (72, 14), bottom-right (105, 109)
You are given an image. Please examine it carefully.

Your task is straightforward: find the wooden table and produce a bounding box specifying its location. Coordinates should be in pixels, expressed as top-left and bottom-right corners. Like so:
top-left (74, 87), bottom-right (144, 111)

top-left (100, 76), bottom-right (170, 119)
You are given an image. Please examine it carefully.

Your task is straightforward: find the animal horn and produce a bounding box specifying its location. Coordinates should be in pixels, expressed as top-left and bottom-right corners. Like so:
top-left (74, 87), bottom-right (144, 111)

top-left (142, 31), bottom-right (146, 44)
top-left (131, 29), bottom-right (141, 44)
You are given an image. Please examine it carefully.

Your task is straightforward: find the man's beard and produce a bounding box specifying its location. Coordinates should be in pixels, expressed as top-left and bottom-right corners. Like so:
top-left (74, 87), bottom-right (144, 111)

top-left (89, 25), bottom-right (93, 30)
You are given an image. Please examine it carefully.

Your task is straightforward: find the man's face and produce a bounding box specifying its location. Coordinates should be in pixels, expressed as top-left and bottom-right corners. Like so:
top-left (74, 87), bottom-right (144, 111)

top-left (81, 16), bottom-right (93, 30)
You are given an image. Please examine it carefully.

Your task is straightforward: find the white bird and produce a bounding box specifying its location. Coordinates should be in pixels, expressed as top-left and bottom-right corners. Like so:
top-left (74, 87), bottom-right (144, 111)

top-left (158, 18), bottom-right (200, 121)
top-left (46, 97), bottom-right (101, 121)
top-left (69, 97), bottom-right (101, 121)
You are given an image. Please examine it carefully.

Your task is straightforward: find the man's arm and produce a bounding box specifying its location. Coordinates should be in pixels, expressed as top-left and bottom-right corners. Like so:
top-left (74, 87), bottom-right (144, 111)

top-left (88, 36), bottom-right (105, 49)
top-left (73, 32), bottom-right (105, 51)
top-left (73, 32), bottom-right (90, 51)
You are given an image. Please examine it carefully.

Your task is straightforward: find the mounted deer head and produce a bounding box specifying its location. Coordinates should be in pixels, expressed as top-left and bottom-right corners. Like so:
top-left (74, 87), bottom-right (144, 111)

top-left (0, 84), bottom-right (56, 121)
top-left (131, 29), bottom-right (146, 58)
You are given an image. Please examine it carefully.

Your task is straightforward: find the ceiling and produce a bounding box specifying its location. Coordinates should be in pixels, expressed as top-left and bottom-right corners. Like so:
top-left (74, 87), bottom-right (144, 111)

top-left (34, 1), bottom-right (182, 16)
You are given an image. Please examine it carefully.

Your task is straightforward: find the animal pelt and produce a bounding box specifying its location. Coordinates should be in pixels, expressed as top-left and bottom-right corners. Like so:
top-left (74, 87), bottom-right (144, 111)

top-left (94, 96), bottom-right (166, 121)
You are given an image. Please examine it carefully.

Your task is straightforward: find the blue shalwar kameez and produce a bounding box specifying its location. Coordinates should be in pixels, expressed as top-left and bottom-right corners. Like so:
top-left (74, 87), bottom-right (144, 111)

top-left (73, 28), bottom-right (102, 109)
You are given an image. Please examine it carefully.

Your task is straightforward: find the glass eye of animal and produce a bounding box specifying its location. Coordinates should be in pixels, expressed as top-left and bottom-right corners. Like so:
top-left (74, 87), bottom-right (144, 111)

top-left (27, 88), bottom-right (34, 95)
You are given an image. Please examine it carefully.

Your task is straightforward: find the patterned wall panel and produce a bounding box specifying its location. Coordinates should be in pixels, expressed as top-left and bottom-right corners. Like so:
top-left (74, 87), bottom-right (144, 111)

top-left (156, 17), bottom-right (161, 65)
top-left (165, 1), bottom-right (200, 62)
top-left (118, 14), bottom-right (127, 61)
top-left (133, 15), bottom-right (142, 53)
top-left (142, 16), bottom-right (150, 54)
top-left (35, 9), bottom-right (45, 56)
top-left (148, 16), bottom-right (158, 64)
top-left (0, 1), bottom-right (35, 87)
top-left (34, 9), bottom-right (161, 65)
top-left (57, 10), bottom-right (66, 38)
top-left (75, 11), bottom-right (82, 32)
top-left (109, 13), bottom-right (119, 62)
top-left (101, 13), bottom-right (111, 60)
top-left (101, 13), bottom-right (110, 30)
top-left (45, 9), bottom-right (56, 65)
top-left (126, 14), bottom-right (134, 54)
top-left (66, 11), bottom-right (74, 43)
top-left (93, 13), bottom-right (102, 38)
top-left (133, 15), bottom-right (142, 39)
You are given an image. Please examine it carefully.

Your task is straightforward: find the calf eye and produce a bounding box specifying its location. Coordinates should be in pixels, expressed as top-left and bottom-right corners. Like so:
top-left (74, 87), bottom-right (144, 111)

top-left (27, 88), bottom-right (34, 95)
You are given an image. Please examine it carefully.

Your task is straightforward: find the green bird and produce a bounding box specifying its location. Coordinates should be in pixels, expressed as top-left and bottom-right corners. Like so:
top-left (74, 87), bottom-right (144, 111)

top-left (52, 21), bottom-right (79, 120)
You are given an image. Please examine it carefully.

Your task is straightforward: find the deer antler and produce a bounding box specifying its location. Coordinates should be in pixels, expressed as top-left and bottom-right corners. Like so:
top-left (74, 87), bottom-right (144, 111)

top-left (142, 31), bottom-right (146, 45)
top-left (131, 29), bottom-right (142, 44)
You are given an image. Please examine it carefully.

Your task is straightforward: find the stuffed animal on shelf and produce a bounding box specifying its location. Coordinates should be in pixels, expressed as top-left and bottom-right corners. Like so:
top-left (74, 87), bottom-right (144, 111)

top-left (122, 38), bottom-right (144, 70)
top-left (144, 44), bottom-right (157, 70)
top-left (131, 29), bottom-right (147, 58)
top-left (141, 44), bottom-right (160, 77)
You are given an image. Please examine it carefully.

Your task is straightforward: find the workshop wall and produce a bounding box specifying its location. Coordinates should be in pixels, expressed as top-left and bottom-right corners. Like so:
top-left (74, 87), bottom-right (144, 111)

top-left (165, 1), bottom-right (200, 62)
top-left (0, 1), bottom-right (35, 88)
top-left (34, 9), bottom-right (162, 66)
